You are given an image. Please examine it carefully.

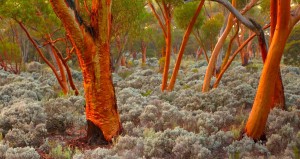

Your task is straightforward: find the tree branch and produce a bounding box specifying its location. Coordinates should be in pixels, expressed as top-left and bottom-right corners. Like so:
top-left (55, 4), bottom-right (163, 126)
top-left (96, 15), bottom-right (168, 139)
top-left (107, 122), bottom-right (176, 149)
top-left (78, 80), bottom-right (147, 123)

top-left (209, 0), bottom-right (260, 34)
top-left (148, 0), bottom-right (167, 38)
top-left (49, 0), bottom-right (85, 68)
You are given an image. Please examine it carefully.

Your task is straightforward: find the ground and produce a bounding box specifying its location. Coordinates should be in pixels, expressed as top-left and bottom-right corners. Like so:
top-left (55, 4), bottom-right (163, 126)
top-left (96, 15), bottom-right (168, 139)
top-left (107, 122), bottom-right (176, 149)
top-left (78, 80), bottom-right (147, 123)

top-left (0, 58), bottom-right (299, 159)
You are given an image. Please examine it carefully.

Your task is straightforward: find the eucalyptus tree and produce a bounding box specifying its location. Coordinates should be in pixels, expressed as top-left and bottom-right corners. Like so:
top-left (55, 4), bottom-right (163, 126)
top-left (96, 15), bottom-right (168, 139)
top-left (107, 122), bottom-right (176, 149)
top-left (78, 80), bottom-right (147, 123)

top-left (0, 0), bottom-right (78, 95)
top-left (173, 1), bottom-right (206, 59)
top-left (111, 0), bottom-right (148, 71)
top-left (245, 0), bottom-right (300, 140)
top-left (0, 19), bottom-right (22, 74)
top-left (49, 0), bottom-right (122, 143)
top-left (147, 0), bottom-right (183, 91)
top-left (207, 0), bottom-right (300, 140)
top-left (167, 0), bottom-right (205, 90)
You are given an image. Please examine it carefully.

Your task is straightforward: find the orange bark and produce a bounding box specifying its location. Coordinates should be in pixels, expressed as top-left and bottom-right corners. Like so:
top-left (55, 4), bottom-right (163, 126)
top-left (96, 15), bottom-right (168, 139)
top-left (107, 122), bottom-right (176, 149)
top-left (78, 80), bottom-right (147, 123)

top-left (258, 24), bottom-right (285, 110)
top-left (214, 23), bottom-right (271, 88)
top-left (161, 2), bottom-right (172, 91)
top-left (245, 0), bottom-right (292, 140)
top-left (167, 0), bottom-right (205, 91)
top-left (121, 56), bottom-right (126, 66)
top-left (202, 0), bottom-right (236, 92)
top-left (50, 0), bottom-right (121, 142)
top-left (148, 1), bottom-right (171, 91)
top-left (193, 32), bottom-right (209, 63)
top-left (220, 22), bottom-right (239, 72)
top-left (141, 41), bottom-right (147, 64)
top-left (270, 0), bottom-right (277, 42)
top-left (47, 34), bottom-right (69, 94)
top-left (214, 33), bottom-right (256, 88)
top-left (238, 26), bottom-right (249, 66)
top-left (18, 21), bottom-right (70, 95)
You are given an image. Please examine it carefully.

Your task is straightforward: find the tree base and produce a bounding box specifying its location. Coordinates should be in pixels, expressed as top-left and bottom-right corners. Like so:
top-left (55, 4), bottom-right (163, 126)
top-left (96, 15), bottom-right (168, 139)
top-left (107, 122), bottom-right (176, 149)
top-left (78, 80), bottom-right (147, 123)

top-left (86, 120), bottom-right (109, 145)
top-left (239, 130), bottom-right (267, 144)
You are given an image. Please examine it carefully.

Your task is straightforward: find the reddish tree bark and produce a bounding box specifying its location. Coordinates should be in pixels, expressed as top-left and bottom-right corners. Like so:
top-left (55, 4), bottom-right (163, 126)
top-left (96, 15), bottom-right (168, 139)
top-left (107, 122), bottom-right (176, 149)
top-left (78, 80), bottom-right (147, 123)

top-left (141, 41), bottom-right (147, 64)
top-left (148, 1), bottom-right (172, 91)
top-left (245, 0), bottom-right (300, 140)
top-left (167, 0), bottom-right (205, 91)
top-left (202, 0), bottom-right (236, 92)
top-left (50, 0), bottom-right (121, 143)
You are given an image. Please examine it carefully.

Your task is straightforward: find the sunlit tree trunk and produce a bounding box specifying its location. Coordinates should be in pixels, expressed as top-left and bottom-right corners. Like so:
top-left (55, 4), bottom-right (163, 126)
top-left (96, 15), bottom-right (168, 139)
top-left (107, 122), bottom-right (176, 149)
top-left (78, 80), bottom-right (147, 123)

top-left (50, 0), bottom-right (121, 143)
top-left (270, 0), bottom-right (285, 109)
top-left (167, 0), bottom-right (205, 91)
top-left (161, 2), bottom-right (172, 91)
top-left (220, 23), bottom-right (239, 72)
top-left (245, 0), bottom-right (293, 140)
top-left (202, 0), bottom-right (236, 92)
top-left (147, 0), bottom-right (170, 91)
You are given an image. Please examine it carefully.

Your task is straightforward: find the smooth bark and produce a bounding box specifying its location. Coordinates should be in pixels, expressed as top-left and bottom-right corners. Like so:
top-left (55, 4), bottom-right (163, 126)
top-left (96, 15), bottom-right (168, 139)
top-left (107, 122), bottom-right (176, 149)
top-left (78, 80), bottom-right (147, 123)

top-left (245, 0), bottom-right (292, 140)
top-left (167, 0), bottom-right (205, 91)
top-left (202, 0), bottom-right (236, 92)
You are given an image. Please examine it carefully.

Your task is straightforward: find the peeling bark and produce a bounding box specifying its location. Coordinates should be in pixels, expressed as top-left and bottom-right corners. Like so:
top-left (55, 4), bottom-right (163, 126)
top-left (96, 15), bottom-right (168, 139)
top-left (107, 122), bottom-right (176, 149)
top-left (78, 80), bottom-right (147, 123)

top-left (50, 0), bottom-right (121, 143)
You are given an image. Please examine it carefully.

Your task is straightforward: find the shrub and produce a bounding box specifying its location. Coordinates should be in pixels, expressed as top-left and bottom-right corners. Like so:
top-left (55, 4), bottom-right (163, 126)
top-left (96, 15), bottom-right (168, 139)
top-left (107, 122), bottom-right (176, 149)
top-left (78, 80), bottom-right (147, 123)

top-left (49, 144), bottom-right (72, 159)
top-left (5, 147), bottom-right (40, 159)
top-left (0, 100), bottom-right (46, 147)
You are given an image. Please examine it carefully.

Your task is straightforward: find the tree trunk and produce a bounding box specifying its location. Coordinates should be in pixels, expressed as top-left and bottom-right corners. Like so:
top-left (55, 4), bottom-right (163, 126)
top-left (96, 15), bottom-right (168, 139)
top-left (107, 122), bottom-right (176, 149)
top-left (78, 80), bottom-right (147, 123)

top-left (220, 23), bottom-right (239, 71)
top-left (141, 41), bottom-right (147, 64)
top-left (161, 7), bottom-right (171, 91)
top-left (245, 0), bottom-right (292, 140)
top-left (167, 0), bottom-right (205, 91)
top-left (121, 56), bottom-right (126, 66)
top-left (83, 40), bottom-right (121, 142)
top-left (202, 0), bottom-right (236, 92)
top-left (50, 0), bottom-right (121, 143)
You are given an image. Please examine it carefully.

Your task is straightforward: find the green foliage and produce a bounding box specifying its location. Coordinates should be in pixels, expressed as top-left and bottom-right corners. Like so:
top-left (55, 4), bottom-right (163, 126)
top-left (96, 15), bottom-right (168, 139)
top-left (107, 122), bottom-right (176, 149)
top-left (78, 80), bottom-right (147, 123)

top-left (49, 144), bottom-right (74, 159)
top-left (229, 151), bottom-right (240, 159)
top-left (141, 90), bottom-right (153, 97)
top-left (112, 0), bottom-right (147, 37)
top-left (0, 0), bottom-right (60, 34)
top-left (245, 63), bottom-right (263, 72)
top-left (143, 128), bottom-right (156, 138)
top-left (152, 0), bottom-right (183, 7)
top-left (284, 24), bottom-right (300, 67)
top-left (118, 70), bottom-right (134, 79)
top-left (127, 60), bottom-right (136, 68)
top-left (200, 13), bottom-right (224, 47)
top-left (191, 68), bottom-right (198, 73)
top-left (259, 0), bottom-right (270, 14)
top-left (183, 84), bottom-right (191, 90)
top-left (174, 1), bottom-right (205, 30)
top-left (0, 41), bottom-right (21, 63)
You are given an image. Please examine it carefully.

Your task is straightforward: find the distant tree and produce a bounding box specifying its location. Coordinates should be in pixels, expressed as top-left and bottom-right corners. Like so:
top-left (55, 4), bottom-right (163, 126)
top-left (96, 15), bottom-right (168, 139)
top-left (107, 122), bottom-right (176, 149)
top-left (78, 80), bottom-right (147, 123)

top-left (147, 0), bottom-right (183, 91)
top-left (0, 19), bottom-right (22, 74)
top-left (111, 0), bottom-right (147, 71)
top-left (200, 13), bottom-right (224, 54)
top-left (0, 0), bottom-right (78, 95)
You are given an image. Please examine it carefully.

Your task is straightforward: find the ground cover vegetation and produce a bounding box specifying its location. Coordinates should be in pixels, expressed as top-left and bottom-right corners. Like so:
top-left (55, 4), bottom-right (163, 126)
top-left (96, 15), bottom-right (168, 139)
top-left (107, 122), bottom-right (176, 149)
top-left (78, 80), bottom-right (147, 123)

top-left (0, 0), bottom-right (300, 158)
